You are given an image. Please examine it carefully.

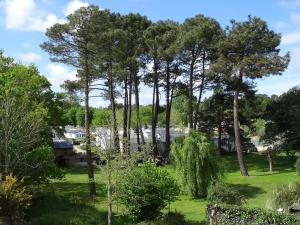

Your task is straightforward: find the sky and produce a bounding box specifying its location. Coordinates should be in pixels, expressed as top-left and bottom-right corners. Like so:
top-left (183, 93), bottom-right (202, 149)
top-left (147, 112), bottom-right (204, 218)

top-left (0, 0), bottom-right (300, 107)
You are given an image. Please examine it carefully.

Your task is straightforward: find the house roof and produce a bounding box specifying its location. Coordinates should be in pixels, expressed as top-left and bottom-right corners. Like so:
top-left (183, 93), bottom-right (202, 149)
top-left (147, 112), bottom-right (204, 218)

top-left (53, 139), bottom-right (73, 149)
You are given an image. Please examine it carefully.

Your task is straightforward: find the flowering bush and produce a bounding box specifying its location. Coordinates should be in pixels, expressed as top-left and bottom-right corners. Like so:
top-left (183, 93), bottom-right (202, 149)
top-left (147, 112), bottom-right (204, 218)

top-left (0, 175), bottom-right (32, 224)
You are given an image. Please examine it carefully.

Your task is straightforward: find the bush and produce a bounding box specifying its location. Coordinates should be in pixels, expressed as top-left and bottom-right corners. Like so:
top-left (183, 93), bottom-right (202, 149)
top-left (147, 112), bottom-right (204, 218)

top-left (116, 163), bottom-right (180, 221)
top-left (207, 182), bottom-right (244, 206)
top-left (0, 175), bottom-right (32, 224)
top-left (207, 204), bottom-right (300, 225)
top-left (171, 132), bottom-right (222, 198)
top-left (267, 182), bottom-right (300, 211)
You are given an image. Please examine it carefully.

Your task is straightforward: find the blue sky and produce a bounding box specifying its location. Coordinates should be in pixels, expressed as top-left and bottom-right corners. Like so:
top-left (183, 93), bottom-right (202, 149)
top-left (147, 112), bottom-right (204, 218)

top-left (0, 0), bottom-right (300, 107)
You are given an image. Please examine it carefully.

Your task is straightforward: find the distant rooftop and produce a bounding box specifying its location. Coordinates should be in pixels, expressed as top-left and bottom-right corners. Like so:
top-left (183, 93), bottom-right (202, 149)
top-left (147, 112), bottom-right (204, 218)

top-left (53, 139), bottom-right (73, 149)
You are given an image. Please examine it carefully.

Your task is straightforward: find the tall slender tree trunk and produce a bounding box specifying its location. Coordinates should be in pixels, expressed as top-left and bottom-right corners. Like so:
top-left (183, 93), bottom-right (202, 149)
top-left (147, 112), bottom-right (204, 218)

top-left (107, 157), bottom-right (112, 225)
top-left (217, 107), bottom-right (223, 155)
top-left (194, 54), bottom-right (206, 129)
top-left (123, 77), bottom-right (128, 152)
top-left (152, 60), bottom-right (159, 158)
top-left (127, 73), bottom-right (132, 152)
top-left (267, 150), bottom-right (273, 173)
top-left (108, 61), bottom-right (120, 151)
top-left (133, 71), bottom-right (145, 147)
top-left (165, 62), bottom-right (171, 158)
top-left (233, 88), bottom-right (249, 176)
top-left (84, 71), bottom-right (96, 198)
top-left (188, 59), bottom-right (194, 130)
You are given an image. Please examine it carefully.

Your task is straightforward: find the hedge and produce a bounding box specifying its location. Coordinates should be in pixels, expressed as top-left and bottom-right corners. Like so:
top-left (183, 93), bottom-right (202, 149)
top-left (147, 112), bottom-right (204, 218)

top-left (207, 204), bottom-right (300, 225)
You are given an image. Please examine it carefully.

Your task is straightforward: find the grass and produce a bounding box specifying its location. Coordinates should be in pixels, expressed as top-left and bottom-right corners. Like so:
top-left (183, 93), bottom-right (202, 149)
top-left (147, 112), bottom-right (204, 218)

top-left (27, 153), bottom-right (299, 225)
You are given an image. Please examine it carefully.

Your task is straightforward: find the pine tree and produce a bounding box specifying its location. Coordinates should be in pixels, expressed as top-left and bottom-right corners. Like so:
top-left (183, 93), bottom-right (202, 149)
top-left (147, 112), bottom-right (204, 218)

top-left (212, 16), bottom-right (289, 176)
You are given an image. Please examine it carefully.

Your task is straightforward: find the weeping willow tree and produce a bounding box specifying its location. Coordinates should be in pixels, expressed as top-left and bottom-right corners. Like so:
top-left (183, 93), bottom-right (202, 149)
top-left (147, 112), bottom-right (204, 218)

top-left (171, 132), bottom-right (222, 198)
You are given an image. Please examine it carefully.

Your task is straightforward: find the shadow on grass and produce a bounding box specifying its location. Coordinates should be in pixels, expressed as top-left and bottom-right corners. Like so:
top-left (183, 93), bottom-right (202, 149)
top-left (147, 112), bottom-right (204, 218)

top-left (36, 181), bottom-right (107, 202)
top-left (228, 183), bottom-right (265, 199)
top-left (136, 212), bottom-right (205, 225)
top-left (221, 153), bottom-right (295, 174)
top-left (62, 166), bottom-right (102, 175)
top-left (27, 191), bottom-right (133, 225)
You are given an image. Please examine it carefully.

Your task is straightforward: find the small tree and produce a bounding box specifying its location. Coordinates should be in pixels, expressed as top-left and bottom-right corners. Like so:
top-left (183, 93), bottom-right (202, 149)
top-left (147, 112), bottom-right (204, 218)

top-left (0, 175), bottom-right (32, 225)
top-left (171, 132), bottom-right (222, 198)
top-left (116, 163), bottom-right (180, 221)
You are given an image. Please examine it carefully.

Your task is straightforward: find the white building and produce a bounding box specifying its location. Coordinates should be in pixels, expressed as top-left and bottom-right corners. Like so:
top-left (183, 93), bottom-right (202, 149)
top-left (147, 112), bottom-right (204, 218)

top-left (94, 127), bottom-right (186, 151)
top-left (64, 125), bottom-right (86, 139)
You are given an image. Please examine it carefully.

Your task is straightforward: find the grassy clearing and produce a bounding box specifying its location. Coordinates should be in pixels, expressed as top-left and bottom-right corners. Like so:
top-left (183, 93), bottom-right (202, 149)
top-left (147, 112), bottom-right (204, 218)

top-left (27, 153), bottom-right (298, 224)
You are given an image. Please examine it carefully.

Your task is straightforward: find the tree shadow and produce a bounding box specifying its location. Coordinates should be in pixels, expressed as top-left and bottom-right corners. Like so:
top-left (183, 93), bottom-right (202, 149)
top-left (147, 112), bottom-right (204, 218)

top-left (221, 153), bottom-right (295, 174)
top-left (28, 191), bottom-right (133, 225)
top-left (228, 183), bottom-right (265, 199)
top-left (62, 166), bottom-right (102, 175)
top-left (136, 212), bottom-right (205, 225)
top-left (43, 182), bottom-right (107, 200)
top-left (28, 191), bottom-right (105, 225)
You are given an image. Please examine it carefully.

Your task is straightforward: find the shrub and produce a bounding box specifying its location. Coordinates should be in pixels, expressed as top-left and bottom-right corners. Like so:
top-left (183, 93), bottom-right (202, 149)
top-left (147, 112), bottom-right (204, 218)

top-left (171, 132), bottom-right (222, 198)
top-left (267, 182), bottom-right (300, 211)
top-left (0, 175), bottom-right (32, 224)
top-left (116, 163), bottom-right (180, 221)
top-left (207, 182), bottom-right (244, 206)
top-left (207, 204), bottom-right (300, 225)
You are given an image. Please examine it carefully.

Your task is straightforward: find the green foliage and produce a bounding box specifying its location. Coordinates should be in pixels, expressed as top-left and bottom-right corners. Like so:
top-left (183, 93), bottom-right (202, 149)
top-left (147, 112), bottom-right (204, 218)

top-left (116, 163), bottom-right (180, 221)
top-left (92, 108), bottom-right (112, 127)
top-left (207, 204), bottom-right (300, 225)
top-left (0, 53), bottom-right (63, 183)
top-left (19, 145), bottom-right (65, 185)
top-left (0, 175), bottom-right (32, 223)
top-left (66, 107), bottom-right (79, 126)
top-left (171, 132), bottom-right (222, 198)
top-left (264, 87), bottom-right (300, 151)
top-left (207, 182), bottom-right (244, 206)
top-left (267, 182), bottom-right (300, 211)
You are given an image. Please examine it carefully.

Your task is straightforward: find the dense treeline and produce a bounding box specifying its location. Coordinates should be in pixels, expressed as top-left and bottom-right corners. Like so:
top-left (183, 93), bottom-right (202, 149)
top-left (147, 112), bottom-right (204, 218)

top-left (41, 5), bottom-right (289, 196)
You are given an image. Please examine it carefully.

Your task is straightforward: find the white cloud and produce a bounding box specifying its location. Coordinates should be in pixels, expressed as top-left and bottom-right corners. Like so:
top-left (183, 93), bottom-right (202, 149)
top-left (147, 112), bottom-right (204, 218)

top-left (275, 21), bottom-right (288, 31)
top-left (285, 47), bottom-right (300, 75)
top-left (282, 31), bottom-right (300, 44)
top-left (23, 42), bottom-right (31, 49)
top-left (3, 0), bottom-right (65, 32)
top-left (280, 0), bottom-right (300, 8)
top-left (18, 52), bottom-right (42, 63)
top-left (290, 12), bottom-right (300, 23)
top-left (47, 63), bottom-right (78, 91)
top-left (64, 0), bottom-right (90, 16)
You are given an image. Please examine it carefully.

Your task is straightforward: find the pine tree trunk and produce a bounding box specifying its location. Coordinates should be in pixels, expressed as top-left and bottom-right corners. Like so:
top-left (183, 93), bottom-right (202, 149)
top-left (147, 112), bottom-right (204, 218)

top-left (84, 72), bottom-right (96, 198)
top-left (233, 89), bottom-right (249, 176)
top-left (194, 55), bottom-right (205, 129)
top-left (218, 106), bottom-right (223, 155)
top-left (267, 151), bottom-right (273, 173)
top-left (188, 60), bottom-right (194, 130)
top-left (218, 120), bottom-right (222, 155)
top-left (123, 78), bottom-right (128, 152)
top-left (107, 158), bottom-right (112, 225)
top-left (133, 71), bottom-right (145, 148)
top-left (165, 63), bottom-right (171, 158)
top-left (108, 67), bottom-right (120, 151)
top-left (152, 60), bottom-right (159, 158)
top-left (127, 73), bottom-right (132, 152)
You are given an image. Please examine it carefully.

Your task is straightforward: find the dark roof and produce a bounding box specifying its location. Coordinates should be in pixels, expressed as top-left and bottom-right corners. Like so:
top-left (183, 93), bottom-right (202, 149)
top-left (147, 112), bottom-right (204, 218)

top-left (53, 140), bottom-right (73, 149)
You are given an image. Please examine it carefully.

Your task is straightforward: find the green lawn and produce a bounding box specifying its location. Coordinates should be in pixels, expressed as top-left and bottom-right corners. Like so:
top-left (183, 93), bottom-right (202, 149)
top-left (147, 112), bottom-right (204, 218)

top-left (28, 153), bottom-right (299, 225)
